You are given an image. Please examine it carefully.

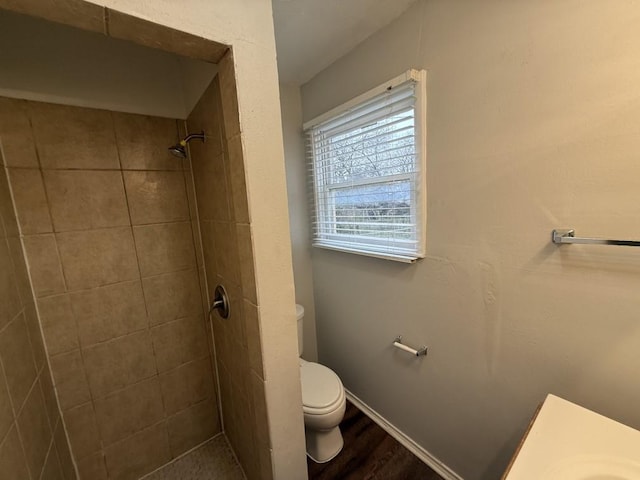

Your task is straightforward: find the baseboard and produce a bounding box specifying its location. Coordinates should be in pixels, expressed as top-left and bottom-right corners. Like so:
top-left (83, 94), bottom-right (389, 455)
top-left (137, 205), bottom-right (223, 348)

top-left (345, 390), bottom-right (464, 480)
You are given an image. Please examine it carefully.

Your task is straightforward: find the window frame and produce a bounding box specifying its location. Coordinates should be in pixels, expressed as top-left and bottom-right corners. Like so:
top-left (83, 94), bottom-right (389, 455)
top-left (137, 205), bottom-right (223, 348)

top-left (304, 69), bottom-right (427, 263)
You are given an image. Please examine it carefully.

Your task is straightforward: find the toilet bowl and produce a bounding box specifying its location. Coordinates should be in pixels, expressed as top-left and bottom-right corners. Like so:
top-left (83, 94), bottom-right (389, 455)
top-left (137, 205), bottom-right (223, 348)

top-left (297, 305), bottom-right (346, 463)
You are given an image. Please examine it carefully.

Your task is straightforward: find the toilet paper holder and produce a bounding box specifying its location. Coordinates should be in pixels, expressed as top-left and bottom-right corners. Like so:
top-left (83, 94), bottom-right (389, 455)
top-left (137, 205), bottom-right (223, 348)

top-left (393, 335), bottom-right (428, 357)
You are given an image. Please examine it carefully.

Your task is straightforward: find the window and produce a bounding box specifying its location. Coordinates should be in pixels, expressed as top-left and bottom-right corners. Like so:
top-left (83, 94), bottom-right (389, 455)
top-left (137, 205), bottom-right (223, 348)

top-left (304, 70), bottom-right (427, 262)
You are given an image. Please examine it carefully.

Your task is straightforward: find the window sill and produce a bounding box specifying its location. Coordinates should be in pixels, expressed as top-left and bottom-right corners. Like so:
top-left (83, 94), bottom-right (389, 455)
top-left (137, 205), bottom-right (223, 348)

top-left (312, 242), bottom-right (421, 263)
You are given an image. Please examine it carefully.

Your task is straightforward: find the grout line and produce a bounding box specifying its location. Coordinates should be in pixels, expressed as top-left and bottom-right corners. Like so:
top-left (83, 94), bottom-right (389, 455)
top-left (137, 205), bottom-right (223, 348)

top-left (33, 264), bottom-right (197, 302)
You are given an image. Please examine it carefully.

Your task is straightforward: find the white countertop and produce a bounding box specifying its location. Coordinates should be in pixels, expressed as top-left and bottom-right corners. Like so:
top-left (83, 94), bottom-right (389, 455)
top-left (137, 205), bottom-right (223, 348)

top-left (505, 394), bottom-right (640, 479)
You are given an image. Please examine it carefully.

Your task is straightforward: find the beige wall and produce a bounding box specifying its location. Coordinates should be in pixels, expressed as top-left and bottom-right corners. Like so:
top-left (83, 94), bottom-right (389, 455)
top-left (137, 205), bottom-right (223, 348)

top-left (280, 84), bottom-right (318, 362)
top-left (0, 9), bottom-right (217, 120)
top-left (4, 97), bottom-right (219, 480)
top-left (188, 68), bottom-right (272, 480)
top-left (299, 1), bottom-right (640, 478)
top-left (0, 104), bottom-right (74, 479)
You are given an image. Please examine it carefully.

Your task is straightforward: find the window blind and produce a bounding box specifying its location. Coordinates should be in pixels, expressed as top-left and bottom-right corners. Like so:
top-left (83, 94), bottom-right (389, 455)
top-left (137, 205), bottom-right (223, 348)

top-left (305, 73), bottom-right (425, 262)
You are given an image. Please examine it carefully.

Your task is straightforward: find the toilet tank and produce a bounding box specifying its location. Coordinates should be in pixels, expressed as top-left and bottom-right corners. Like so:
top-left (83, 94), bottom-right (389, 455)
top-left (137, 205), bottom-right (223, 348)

top-left (296, 304), bottom-right (304, 356)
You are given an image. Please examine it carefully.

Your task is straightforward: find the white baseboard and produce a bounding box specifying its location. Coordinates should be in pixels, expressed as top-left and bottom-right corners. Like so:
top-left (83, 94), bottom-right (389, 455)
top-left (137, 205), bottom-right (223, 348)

top-left (345, 390), bottom-right (464, 480)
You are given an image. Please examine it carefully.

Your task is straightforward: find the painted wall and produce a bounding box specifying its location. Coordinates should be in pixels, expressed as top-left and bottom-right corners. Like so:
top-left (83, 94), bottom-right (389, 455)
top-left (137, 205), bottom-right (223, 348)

top-left (0, 9), bottom-right (216, 119)
top-left (280, 84), bottom-right (318, 362)
top-left (299, 1), bottom-right (640, 478)
top-left (83, 1), bottom-right (308, 478)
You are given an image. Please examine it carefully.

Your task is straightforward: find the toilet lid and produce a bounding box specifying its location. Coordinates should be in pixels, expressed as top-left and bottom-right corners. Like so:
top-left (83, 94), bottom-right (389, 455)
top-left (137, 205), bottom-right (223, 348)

top-left (300, 362), bottom-right (343, 409)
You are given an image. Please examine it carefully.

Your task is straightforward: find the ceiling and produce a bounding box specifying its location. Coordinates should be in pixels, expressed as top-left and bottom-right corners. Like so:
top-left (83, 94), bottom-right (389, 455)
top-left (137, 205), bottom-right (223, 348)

top-left (272, 0), bottom-right (418, 85)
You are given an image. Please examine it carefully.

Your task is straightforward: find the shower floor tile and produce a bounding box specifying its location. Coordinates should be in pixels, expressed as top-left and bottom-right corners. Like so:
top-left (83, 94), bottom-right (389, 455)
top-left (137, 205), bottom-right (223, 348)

top-left (142, 435), bottom-right (245, 480)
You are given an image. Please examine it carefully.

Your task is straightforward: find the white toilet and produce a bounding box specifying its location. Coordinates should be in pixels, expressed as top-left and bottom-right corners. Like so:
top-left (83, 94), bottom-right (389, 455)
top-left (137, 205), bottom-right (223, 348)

top-left (296, 304), bottom-right (346, 463)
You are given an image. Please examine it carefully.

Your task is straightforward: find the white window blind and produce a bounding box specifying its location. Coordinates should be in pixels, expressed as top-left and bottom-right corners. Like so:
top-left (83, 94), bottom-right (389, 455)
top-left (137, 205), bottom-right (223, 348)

top-left (304, 70), bottom-right (426, 262)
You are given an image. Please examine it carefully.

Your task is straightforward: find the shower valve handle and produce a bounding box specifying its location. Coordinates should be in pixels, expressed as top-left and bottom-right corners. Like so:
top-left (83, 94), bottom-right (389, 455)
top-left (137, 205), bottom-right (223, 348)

top-left (209, 285), bottom-right (230, 319)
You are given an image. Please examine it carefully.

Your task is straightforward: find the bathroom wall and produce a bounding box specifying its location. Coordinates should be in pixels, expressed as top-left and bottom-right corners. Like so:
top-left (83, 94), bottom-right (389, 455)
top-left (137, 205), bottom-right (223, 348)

top-left (280, 84), bottom-right (318, 362)
top-left (187, 63), bottom-right (272, 480)
top-left (0, 108), bottom-right (75, 479)
top-left (3, 97), bottom-right (220, 479)
top-left (299, 1), bottom-right (640, 478)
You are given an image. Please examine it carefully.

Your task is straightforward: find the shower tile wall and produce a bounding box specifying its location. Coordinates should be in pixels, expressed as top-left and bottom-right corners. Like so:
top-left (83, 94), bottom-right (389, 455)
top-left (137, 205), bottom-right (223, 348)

top-left (187, 54), bottom-right (273, 480)
top-left (2, 97), bottom-right (221, 480)
top-left (0, 101), bottom-right (74, 479)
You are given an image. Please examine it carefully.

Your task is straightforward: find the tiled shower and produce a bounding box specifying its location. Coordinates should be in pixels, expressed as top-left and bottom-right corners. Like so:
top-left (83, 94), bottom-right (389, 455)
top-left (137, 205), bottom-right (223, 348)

top-left (0, 50), bottom-right (272, 479)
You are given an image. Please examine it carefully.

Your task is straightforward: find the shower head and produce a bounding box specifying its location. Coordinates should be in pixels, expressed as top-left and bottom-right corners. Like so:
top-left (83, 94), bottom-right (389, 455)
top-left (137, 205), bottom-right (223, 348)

top-left (168, 131), bottom-right (205, 158)
top-left (168, 144), bottom-right (187, 158)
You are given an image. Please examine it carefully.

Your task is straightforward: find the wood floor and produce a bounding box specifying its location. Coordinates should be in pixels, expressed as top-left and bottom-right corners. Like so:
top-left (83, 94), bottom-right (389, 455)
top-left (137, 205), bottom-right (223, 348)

top-left (307, 401), bottom-right (444, 480)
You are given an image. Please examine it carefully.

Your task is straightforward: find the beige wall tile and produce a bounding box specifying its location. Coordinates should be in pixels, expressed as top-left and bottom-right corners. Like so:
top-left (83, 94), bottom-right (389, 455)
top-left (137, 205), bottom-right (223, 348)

top-left (0, 97), bottom-right (39, 168)
top-left (142, 269), bottom-right (202, 325)
top-left (76, 452), bottom-right (107, 480)
top-left (217, 364), bottom-right (233, 432)
top-left (49, 350), bottom-right (91, 410)
top-left (228, 387), bottom-right (256, 478)
top-left (41, 444), bottom-right (64, 480)
top-left (159, 357), bottom-right (215, 415)
top-left (39, 373), bottom-right (59, 432)
top-left (63, 403), bottom-right (101, 460)
top-left (191, 150), bottom-right (230, 222)
top-left (54, 423), bottom-right (75, 480)
top-left (94, 378), bottom-right (164, 446)
top-left (218, 53), bottom-right (241, 139)
top-left (166, 400), bottom-right (218, 457)
top-left (0, 314), bottom-right (38, 411)
top-left (56, 227), bottom-right (138, 291)
top-left (123, 171), bottom-right (189, 225)
top-left (0, 365), bottom-right (13, 442)
top-left (0, 237), bottom-right (21, 330)
top-left (113, 113), bottom-right (181, 171)
top-left (37, 295), bottom-right (79, 355)
top-left (244, 301), bottom-right (263, 378)
top-left (69, 280), bottom-right (147, 347)
top-left (186, 78), bottom-right (224, 158)
top-left (236, 224), bottom-right (257, 304)
top-left (82, 330), bottom-right (156, 398)
top-left (8, 168), bottom-right (52, 234)
top-left (151, 316), bottom-right (208, 373)
top-left (212, 221), bottom-right (241, 287)
top-left (0, 0), bottom-right (106, 34)
top-left (133, 222), bottom-right (196, 277)
top-left (29, 102), bottom-right (119, 170)
top-left (0, 169), bottom-right (19, 237)
top-left (104, 422), bottom-right (171, 480)
top-left (199, 221), bottom-right (218, 283)
top-left (226, 135), bottom-right (250, 223)
top-left (23, 304), bottom-right (46, 371)
top-left (0, 236), bottom-right (33, 310)
top-left (0, 426), bottom-right (31, 479)
top-left (43, 170), bottom-right (129, 232)
top-left (17, 382), bottom-right (51, 479)
top-left (6, 236), bottom-right (32, 309)
top-left (22, 234), bottom-right (66, 297)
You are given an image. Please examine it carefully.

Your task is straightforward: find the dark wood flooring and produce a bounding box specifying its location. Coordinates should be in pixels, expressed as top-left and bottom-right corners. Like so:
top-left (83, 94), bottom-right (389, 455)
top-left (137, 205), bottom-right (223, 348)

top-left (307, 401), bottom-right (444, 480)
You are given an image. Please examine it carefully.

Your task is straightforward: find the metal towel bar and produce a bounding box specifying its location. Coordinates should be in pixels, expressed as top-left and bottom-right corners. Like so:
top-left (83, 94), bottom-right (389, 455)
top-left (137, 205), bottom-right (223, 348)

top-left (552, 229), bottom-right (640, 247)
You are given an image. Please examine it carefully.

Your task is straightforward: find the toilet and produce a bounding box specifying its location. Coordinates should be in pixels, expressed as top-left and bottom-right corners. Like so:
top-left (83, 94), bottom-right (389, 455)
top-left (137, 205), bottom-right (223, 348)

top-left (296, 304), bottom-right (346, 463)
